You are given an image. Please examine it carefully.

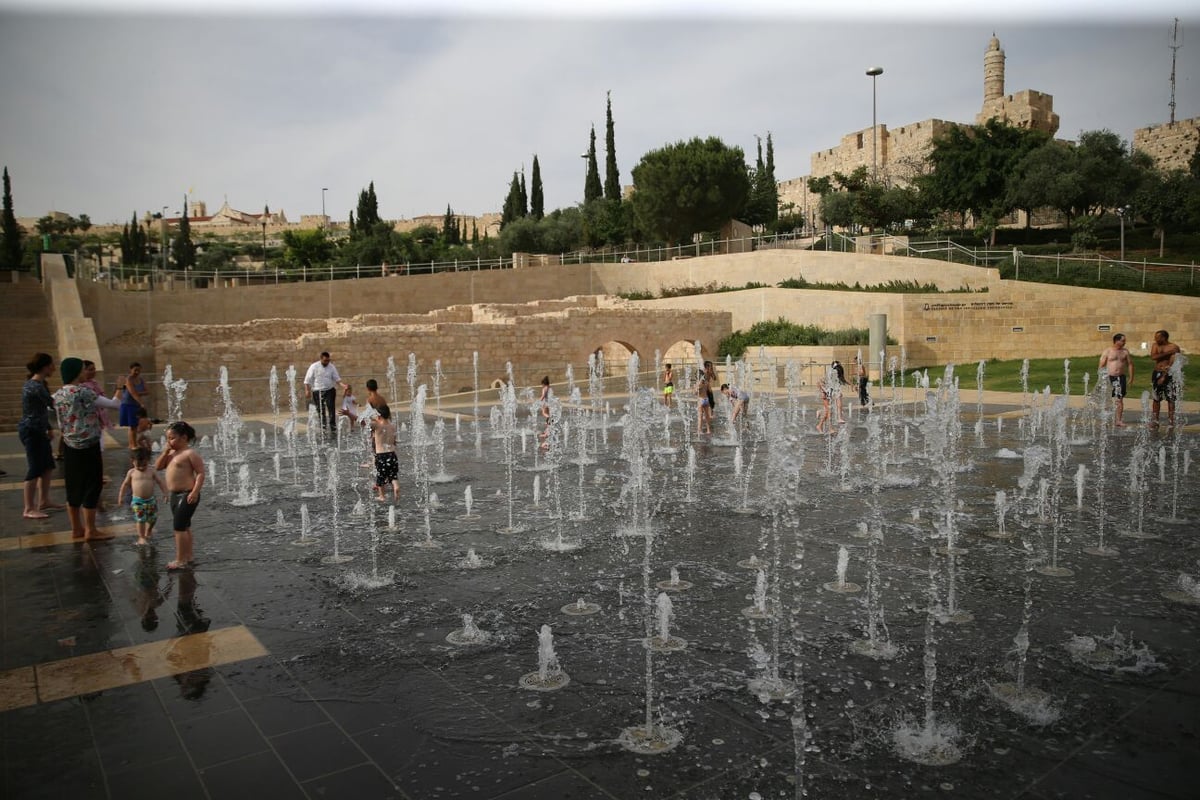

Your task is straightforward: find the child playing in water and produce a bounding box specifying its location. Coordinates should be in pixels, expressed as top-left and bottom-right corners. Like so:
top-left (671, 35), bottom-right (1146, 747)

top-left (118, 446), bottom-right (167, 546)
top-left (155, 421), bottom-right (205, 571)
top-left (815, 361), bottom-right (849, 434)
top-left (134, 407), bottom-right (155, 451)
top-left (369, 404), bottom-right (400, 502)
top-left (338, 383), bottom-right (359, 425)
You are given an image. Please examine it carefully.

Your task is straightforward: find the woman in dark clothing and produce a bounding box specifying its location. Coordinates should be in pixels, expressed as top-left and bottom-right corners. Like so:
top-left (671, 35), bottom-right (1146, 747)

top-left (18, 353), bottom-right (59, 519)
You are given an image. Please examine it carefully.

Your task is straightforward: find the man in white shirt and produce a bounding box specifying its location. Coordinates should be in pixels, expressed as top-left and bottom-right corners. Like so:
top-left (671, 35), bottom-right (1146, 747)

top-left (304, 351), bottom-right (345, 435)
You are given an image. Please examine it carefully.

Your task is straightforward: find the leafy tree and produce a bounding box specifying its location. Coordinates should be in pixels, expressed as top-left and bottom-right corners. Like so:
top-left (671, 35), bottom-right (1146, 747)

top-left (282, 228), bottom-right (333, 270)
top-left (819, 190), bottom-right (855, 230)
top-left (498, 216), bottom-right (541, 255)
top-left (1074, 129), bottom-right (1145, 217)
top-left (172, 197), bottom-right (196, 268)
top-left (1134, 169), bottom-right (1194, 256)
top-left (1006, 140), bottom-right (1082, 227)
top-left (530, 155), bottom-right (544, 220)
top-left (584, 125), bottom-right (603, 204)
top-left (196, 241), bottom-right (237, 272)
top-left (1, 167), bottom-right (23, 270)
top-left (604, 92), bottom-right (621, 203)
top-left (630, 137), bottom-right (751, 245)
top-left (917, 119), bottom-right (1049, 243)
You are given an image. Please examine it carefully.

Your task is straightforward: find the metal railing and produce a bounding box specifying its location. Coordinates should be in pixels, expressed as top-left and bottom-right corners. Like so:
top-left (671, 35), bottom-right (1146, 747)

top-left (69, 229), bottom-right (1200, 297)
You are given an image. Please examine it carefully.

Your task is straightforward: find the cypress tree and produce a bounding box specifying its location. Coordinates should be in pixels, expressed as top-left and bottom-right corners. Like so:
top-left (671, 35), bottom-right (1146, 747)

top-left (584, 125), bottom-right (602, 204)
top-left (530, 155), bottom-right (545, 220)
top-left (356, 182), bottom-right (381, 230)
top-left (518, 170), bottom-right (528, 218)
top-left (764, 132), bottom-right (779, 223)
top-left (172, 196), bottom-right (196, 268)
top-left (603, 92), bottom-right (621, 202)
top-left (502, 171), bottom-right (523, 227)
top-left (0, 167), bottom-right (22, 270)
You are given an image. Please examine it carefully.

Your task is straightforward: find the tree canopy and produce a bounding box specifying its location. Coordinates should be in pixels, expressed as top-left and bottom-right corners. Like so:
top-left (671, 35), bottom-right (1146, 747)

top-left (630, 137), bottom-right (751, 245)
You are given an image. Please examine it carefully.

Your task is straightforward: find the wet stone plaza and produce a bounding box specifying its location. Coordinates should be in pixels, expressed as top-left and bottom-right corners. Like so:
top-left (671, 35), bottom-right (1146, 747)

top-left (2, 362), bottom-right (1199, 800)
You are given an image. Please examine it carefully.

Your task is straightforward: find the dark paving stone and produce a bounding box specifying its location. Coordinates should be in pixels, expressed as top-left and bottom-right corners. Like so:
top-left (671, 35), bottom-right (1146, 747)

top-left (490, 768), bottom-right (618, 799)
top-left (176, 707), bottom-right (270, 768)
top-left (107, 754), bottom-right (208, 800)
top-left (270, 721), bottom-right (369, 782)
top-left (302, 762), bottom-right (409, 800)
top-left (244, 690), bottom-right (332, 737)
top-left (151, 670), bottom-right (239, 719)
top-left (3, 740), bottom-right (105, 800)
top-left (199, 748), bottom-right (306, 799)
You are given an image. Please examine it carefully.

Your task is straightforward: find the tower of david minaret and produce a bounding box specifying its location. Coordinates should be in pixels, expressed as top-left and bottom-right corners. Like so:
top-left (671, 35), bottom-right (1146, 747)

top-left (983, 35), bottom-right (1005, 102)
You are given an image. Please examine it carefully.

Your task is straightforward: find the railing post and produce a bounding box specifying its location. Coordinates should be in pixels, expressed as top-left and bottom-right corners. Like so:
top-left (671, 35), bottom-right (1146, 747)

top-left (1142, 258), bottom-right (1147, 289)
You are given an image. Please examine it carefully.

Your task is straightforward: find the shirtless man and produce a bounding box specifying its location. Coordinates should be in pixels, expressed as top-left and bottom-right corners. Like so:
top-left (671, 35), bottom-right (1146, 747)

top-left (155, 421), bottom-right (205, 570)
top-left (662, 363), bottom-right (674, 408)
top-left (1149, 329), bottom-right (1183, 427)
top-left (369, 404), bottom-right (400, 502)
top-left (1098, 333), bottom-right (1134, 428)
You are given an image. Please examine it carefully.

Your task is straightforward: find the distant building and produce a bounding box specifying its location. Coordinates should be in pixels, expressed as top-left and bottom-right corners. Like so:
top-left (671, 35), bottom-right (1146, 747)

top-left (779, 35), bottom-right (1062, 230)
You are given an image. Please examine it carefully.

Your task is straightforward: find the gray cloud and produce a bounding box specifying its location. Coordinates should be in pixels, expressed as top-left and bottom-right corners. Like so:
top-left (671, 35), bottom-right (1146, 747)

top-left (0, 10), bottom-right (1195, 223)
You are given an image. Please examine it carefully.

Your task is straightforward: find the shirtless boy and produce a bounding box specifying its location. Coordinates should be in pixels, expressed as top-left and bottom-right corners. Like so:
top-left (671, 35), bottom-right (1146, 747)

top-left (118, 446), bottom-right (167, 546)
top-left (155, 421), bottom-right (205, 570)
top-left (369, 403), bottom-right (400, 502)
top-left (662, 364), bottom-right (674, 408)
top-left (1149, 329), bottom-right (1183, 427)
top-left (1098, 333), bottom-right (1134, 428)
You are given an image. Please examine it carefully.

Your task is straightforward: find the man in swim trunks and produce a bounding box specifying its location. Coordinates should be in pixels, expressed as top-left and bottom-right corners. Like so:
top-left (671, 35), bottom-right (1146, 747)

top-left (1098, 333), bottom-right (1134, 428)
top-left (1149, 329), bottom-right (1182, 427)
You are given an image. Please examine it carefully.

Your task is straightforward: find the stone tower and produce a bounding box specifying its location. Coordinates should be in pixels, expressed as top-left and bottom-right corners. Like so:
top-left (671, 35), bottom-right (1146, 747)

top-left (975, 35), bottom-right (1059, 135)
top-left (983, 35), bottom-right (1005, 102)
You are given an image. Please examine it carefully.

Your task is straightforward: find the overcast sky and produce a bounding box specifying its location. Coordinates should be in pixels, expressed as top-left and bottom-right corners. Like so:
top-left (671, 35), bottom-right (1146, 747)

top-left (0, 1), bottom-right (1194, 224)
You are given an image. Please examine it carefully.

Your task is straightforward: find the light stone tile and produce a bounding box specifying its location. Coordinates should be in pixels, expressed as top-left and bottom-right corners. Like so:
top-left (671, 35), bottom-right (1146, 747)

top-left (35, 625), bottom-right (268, 704)
top-left (0, 666), bottom-right (38, 711)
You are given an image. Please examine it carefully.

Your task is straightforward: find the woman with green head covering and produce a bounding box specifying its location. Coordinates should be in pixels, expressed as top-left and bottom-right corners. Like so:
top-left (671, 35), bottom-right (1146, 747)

top-left (52, 357), bottom-right (124, 540)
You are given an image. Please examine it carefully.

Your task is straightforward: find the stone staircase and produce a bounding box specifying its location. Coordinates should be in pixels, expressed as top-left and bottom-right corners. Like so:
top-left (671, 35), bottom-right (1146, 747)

top-left (0, 279), bottom-right (57, 432)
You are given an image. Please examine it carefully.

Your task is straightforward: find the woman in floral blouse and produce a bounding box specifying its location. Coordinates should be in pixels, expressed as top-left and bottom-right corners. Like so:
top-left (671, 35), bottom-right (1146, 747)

top-left (53, 357), bottom-right (124, 540)
top-left (18, 353), bottom-right (58, 519)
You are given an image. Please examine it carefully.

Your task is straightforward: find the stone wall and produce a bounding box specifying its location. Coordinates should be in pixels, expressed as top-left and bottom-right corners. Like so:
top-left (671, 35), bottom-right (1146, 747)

top-left (976, 90), bottom-right (1060, 135)
top-left (1133, 117), bottom-right (1200, 173)
top-left (152, 300), bottom-right (731, 418)
top-left (77, 248), bottom-right (1199, 418)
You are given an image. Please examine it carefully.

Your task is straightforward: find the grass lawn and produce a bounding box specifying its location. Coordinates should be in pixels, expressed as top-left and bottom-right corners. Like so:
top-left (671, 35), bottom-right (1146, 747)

top-left (914, 353), bottom-right (1159, 393)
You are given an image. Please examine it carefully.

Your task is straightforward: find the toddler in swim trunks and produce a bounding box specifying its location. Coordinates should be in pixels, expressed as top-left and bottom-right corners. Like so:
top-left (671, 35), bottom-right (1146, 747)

top-left (118, 447), bottom-right (167, 546)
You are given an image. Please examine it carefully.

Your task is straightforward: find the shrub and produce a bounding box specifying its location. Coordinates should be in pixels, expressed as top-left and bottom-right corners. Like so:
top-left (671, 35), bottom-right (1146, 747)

top-left (718, 318), bottom-right (894, 357)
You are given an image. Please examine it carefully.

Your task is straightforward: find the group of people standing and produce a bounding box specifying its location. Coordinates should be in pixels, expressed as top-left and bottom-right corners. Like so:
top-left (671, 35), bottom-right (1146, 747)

top-left (1098, 329), bottom-right (1183, 428)
top-left (308, 351), bottom-right (400, 503)
top-left (17, 353), bottom-right (206, 572)
top-left (658, 361), bottom-right (751, 436)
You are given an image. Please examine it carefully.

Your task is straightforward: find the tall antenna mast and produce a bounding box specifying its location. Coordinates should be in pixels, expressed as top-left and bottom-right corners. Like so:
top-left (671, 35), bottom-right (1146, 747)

top-left (1169, 18), bottom-right (1182, 125)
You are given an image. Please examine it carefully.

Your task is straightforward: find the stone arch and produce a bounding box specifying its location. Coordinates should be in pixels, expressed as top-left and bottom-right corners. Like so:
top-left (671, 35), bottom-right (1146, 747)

top-left (590, 340), bottom-right (638, 377)
top-left (662, 339), bottom-right (701, 369)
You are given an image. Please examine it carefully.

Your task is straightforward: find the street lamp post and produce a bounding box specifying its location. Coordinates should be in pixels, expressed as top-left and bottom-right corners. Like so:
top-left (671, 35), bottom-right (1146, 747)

top-left (866, 67), bottom-right (883, 182)
top-left (321, 187), bottom-right (328, 229)
top-left (262, 205), bottom-right (270, 284)
top-left (1117, 205), bottom-right (1131, 261)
